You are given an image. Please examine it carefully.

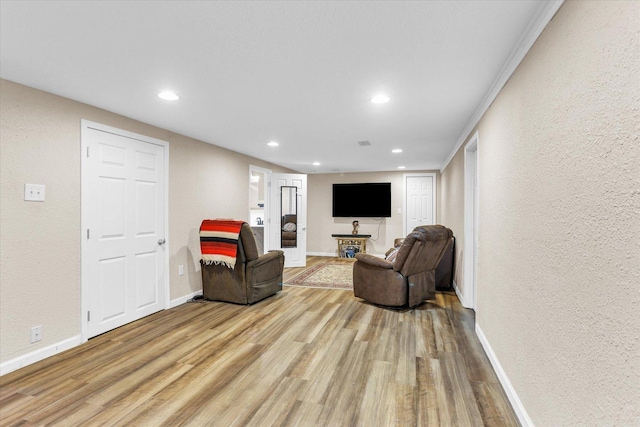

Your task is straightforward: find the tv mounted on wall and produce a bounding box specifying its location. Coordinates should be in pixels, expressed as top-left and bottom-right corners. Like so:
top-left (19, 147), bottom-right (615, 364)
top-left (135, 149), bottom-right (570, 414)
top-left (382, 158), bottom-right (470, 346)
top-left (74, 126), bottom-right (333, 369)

top-left (332, 182), bottom-right (392, 217)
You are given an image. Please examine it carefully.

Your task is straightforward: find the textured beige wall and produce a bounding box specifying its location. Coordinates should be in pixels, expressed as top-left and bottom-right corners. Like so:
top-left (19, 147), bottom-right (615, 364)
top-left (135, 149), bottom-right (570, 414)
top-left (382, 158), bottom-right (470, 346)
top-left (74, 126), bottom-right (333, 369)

top-left (439, 147), bottom-right (465, 292)
top-left (440, 1), bottom-right (640, 425)
top-left (307, 171), bottom-right (440, 256)
top-left (0, 79), bottom-right (289, 363)
top-left (1, 80), bottom-right (82, 364)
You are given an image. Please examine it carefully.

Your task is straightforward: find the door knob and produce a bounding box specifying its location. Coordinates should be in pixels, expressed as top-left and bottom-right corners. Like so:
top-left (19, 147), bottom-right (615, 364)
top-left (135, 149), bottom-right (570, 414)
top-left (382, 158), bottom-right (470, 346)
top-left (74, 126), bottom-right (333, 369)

top-left (158, 239), bottom-right (166, 245)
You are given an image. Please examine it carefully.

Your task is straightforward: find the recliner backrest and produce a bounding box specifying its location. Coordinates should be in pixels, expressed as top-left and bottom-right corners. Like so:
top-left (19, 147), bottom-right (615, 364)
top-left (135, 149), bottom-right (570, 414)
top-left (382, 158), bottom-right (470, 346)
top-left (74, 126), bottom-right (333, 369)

top-left (393, 225), bottom-right (453, 277)
top-left (282, 214), bottom-right (297, 225)
top-left (239, 223), bottom-right (259, 262)
top-left (392, 231), bottom-right (424, 273)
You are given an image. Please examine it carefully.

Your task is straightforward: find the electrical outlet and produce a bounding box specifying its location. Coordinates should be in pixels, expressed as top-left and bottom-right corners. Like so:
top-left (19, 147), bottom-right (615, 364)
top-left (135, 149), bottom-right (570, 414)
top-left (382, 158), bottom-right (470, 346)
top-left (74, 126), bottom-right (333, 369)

top-left (30, 325), bottom-right (42, 343)
top-left (178, 265), bottom-right (184, 276)
top-left (24, 184), bottom-right (45, 201)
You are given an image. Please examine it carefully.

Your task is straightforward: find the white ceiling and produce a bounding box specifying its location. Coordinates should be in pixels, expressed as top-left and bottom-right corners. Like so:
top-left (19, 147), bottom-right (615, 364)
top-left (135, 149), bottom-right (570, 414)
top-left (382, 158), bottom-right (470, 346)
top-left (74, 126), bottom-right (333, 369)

top-left (0, 1), bottom-right (558, 174)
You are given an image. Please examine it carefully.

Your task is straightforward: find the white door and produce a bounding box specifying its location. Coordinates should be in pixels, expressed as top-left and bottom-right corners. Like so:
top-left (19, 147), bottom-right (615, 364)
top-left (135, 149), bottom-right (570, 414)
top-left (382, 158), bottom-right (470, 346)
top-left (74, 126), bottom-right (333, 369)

top-left (405, 174), bottom-right (436, 234)
top-left (269, 173), bottom-right (307, 268)
top-left (82, 121), bottom-right (168, 339)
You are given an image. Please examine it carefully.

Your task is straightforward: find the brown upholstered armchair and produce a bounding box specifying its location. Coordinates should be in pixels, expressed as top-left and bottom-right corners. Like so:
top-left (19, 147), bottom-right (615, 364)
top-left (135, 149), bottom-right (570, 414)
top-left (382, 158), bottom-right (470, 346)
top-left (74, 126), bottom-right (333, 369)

top-left (385, 232), bottom-right (455, 291)
top-left (201, 223), bottom-right (284, 304)
top-left (353, 225), bottom-right (453, 308)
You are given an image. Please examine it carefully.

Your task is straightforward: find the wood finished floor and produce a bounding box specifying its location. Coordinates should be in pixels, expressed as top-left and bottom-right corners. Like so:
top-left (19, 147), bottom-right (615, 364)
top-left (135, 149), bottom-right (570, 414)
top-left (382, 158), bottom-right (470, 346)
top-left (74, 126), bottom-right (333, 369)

top-left (0, 257), bottom-right (518, 426)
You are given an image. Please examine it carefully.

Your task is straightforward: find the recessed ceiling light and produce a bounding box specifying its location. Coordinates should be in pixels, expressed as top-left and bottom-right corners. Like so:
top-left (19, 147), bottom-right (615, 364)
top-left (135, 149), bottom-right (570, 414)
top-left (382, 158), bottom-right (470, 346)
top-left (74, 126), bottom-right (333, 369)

top-left (312, 162), bottom-right (320, 166)
top-left (398, 166), bottom-right (406, 169)
top-left (158, 91), bottom-right (179, 101)
top-left (371, 94), bottom-right (390, 104)
top-left (392, 149), bottom-right (403, 153)
top-left (267, 141), bottom-right (279, 147)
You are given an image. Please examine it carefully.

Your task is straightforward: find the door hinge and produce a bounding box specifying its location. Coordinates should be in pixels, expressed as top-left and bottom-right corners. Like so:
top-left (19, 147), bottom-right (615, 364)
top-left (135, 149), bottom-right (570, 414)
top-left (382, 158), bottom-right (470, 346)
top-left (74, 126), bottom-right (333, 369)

top-left (87, 147), bottom-right (90, 157)
top-left (87, 229), bottom-right (90, 239)
top-left (87, 311), bottom-right (91, 321)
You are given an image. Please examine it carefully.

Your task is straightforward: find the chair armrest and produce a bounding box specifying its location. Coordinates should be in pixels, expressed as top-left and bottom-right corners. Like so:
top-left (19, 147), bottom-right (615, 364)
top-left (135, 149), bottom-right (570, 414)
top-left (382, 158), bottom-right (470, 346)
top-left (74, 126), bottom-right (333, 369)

top-left (249, 250), bottom-right (284, 269)
top-left (354, 253), bottom-right (394, 269)
top-left (247, 250), bottom-right (284, 289)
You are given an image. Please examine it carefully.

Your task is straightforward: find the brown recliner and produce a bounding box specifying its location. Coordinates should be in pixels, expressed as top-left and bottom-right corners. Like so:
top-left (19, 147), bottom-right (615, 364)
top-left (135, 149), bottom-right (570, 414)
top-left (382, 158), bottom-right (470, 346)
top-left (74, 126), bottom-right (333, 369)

top-left (353, 225), bottom-right (453, 308)
top-left (201, 223), bottom-right (284, 304)
top-left (386, 233), bottom-right (455, 291)
top-left (281, 214), bottom-right (297, 247)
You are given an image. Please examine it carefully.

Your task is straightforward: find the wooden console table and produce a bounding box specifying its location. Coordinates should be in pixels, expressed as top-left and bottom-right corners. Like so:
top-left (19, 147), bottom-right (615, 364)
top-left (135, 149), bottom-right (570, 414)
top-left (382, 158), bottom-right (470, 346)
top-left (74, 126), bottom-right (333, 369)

top-left (331, 234), bottom-right (372, 258)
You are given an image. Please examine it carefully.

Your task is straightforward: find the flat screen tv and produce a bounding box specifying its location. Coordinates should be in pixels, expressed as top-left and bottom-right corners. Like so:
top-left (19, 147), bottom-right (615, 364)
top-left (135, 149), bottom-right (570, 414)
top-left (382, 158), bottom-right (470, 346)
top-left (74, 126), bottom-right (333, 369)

top-left (332, 182), bottom-right (391, 217)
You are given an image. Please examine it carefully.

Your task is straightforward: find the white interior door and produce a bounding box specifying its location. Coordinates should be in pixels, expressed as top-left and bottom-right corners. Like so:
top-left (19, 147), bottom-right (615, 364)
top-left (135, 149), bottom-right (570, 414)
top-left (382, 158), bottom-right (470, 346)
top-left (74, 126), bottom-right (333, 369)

top-left (270, 173), bottom-right (307, 268)
top-left (405, 174), bottom-right (436, 234)
top-left (82, 121), bottom-right (168, 339)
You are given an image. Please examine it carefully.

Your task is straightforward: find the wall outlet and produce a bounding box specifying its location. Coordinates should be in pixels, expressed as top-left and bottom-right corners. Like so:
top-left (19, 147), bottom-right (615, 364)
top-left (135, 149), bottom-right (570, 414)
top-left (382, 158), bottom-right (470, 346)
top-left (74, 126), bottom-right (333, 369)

top-left (30, 325), bottom-right (42, 343)
top-left (178, 265), bottom-right (184, 276)
top-left (24, 184), bottom-right (46, 201)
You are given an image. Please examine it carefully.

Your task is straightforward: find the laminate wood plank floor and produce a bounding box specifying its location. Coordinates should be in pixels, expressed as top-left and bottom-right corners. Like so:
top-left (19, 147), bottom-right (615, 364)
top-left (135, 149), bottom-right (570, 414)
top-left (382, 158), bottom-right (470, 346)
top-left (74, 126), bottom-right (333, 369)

top-left (0, 257), bottom-right (518, 426)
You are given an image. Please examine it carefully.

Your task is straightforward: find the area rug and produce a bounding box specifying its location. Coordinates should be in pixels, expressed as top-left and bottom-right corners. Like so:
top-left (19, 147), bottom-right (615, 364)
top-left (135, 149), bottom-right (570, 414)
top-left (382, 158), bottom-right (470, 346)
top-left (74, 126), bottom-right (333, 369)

top-left (286, 263), bottom-right (354, 290)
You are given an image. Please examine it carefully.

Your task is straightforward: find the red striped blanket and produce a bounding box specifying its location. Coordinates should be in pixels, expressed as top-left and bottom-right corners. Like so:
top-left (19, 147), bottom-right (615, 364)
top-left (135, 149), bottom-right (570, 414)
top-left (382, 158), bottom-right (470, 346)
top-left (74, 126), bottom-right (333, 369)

top-left (199, 219), bottom-right (245, 268)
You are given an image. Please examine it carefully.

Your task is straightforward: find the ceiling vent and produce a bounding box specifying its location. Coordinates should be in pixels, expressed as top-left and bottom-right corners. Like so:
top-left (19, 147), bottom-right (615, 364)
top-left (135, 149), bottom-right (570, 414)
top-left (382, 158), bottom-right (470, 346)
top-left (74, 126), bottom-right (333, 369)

top-left (357, 140), bottom-right (371, 146)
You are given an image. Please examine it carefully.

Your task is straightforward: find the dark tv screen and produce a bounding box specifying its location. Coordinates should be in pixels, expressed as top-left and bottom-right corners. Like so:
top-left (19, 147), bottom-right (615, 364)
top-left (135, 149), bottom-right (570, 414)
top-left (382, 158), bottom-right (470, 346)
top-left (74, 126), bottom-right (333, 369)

top-left (332, 183), bottom-right (391, 217)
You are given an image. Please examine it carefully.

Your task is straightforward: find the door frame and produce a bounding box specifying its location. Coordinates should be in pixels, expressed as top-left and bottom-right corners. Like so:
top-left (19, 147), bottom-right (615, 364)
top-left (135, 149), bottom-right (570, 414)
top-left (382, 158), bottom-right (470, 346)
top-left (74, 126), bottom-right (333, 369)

top-left (80, 120), bottom-right (170, 343)
top-left (463, 131), bottom-right (479, 310)
top-left (249, 165), bottom-right (272, 254)
top-left (403, 172), bottom-right (437, 236)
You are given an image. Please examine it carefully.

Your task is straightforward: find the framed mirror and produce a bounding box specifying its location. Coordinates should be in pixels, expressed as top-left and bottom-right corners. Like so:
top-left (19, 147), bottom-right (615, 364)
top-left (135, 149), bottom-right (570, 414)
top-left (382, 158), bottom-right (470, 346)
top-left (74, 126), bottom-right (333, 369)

top-left (281, 186), bottom-right (297, 248)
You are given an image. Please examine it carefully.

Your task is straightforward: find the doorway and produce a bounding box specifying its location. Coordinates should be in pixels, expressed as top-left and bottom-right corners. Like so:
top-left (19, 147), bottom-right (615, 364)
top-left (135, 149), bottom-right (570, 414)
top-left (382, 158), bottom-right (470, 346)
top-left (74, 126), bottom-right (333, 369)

top-left (404, 173), bottom-right (437, 235)
top-left (81, 121), bottom-right (169, 340)
top-left (249, 166), bottom-right (271, 255)
top-left (463, 132), bottom-right (479, 310)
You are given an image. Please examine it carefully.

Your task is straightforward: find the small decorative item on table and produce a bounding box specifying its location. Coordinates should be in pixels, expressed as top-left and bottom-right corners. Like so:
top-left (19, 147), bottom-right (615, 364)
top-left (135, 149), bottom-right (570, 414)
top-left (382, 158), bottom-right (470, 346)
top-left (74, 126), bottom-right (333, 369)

top-left (344, 246), bottom-right (359, 258)
top-left (332, 233), bottom-right (371, 259)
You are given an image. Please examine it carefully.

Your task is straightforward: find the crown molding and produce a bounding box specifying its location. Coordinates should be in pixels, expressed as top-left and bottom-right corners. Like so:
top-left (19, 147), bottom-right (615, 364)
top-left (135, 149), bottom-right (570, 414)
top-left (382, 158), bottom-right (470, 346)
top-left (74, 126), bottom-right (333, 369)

top-left (440, 0), bottom-right (565, 173)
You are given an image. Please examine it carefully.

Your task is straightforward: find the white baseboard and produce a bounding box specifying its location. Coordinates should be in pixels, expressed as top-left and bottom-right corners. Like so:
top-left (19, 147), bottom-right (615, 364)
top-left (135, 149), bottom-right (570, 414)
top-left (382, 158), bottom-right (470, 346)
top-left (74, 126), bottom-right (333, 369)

top-left (452, 279), bottom-right (462, 298)
top-left (1, 293), bottom-right (201, 376)
top-left (0, 334), bottom-right (82, 376)
top-left (452, 279), bottom-right (475, 309)
top-left (306, 251), bottom-right (385, 258)
top-left (475, 324), bottom-right (533, 427)
top-left (170, 290), bottom-right (202, 308)
top-left (306, 251), bottom-right (338, 257)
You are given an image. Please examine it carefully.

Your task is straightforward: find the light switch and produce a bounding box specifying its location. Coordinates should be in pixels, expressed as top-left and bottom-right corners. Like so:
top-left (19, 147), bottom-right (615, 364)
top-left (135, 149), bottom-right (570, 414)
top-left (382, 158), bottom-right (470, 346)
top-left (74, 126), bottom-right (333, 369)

top-left (397, 207), bottom-right (402, 214)
top-left (24, 184), bottom-right (45, 202)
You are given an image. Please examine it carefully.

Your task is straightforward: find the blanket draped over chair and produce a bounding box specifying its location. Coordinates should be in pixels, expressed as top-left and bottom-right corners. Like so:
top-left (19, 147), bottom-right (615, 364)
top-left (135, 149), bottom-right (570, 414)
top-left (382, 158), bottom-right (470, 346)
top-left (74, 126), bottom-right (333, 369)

top-left (199, 219), bottom-right (245, 268)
